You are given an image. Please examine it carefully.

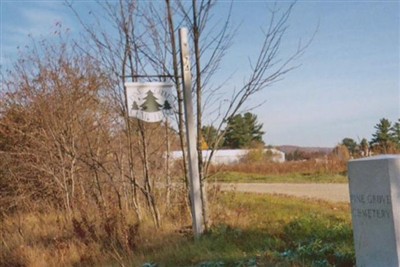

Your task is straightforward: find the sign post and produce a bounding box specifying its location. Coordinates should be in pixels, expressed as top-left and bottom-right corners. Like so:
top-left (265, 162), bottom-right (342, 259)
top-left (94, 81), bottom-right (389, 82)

top-left (124, 27), bottom-right (204, 238)
top-left (179, 27), bottom-right (204, 237)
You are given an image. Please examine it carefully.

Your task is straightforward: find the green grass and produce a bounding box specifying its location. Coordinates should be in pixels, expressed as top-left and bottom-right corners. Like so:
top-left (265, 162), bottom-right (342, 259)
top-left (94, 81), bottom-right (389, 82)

top-left (210, 172), bottom-right (348, 184)
top-left (132, 192), bottom-right (354, 267)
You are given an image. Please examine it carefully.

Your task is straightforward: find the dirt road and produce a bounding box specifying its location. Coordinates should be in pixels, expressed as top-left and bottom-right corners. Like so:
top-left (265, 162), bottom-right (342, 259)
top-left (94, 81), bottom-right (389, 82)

top-left (218, 183), bottom-right (350, 203)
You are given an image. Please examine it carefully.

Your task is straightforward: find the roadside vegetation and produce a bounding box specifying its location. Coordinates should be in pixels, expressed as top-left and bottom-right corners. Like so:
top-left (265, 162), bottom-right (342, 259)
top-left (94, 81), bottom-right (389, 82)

top-left (207, 153), bottom-right (348, 184)
top-left (1, 191), bottom-right (354, 267)
top-left (212, 172), bottom-right (347, 184)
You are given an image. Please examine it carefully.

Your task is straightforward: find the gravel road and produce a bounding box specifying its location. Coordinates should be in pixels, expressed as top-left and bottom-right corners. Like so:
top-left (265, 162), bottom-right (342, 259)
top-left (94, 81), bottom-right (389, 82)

top-left (218, 183), bottom-right (350, 203)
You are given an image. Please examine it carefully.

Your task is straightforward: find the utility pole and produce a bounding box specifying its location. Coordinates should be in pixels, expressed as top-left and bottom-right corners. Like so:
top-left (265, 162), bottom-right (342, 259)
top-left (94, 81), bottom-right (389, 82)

top-left (179, 27), bottom-right (204, 237)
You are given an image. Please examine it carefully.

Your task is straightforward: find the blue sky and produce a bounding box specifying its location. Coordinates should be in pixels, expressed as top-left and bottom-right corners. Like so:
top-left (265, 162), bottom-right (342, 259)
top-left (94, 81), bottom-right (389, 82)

top-left (1, 1), bottom-right (399, 147)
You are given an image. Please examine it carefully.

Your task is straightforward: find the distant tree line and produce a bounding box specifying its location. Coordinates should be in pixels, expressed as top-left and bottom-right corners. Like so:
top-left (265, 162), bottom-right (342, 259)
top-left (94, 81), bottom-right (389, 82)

top-left (202, 116), bottom-right (400, 161)
top-left (339, 118), bottom-right (400, 158)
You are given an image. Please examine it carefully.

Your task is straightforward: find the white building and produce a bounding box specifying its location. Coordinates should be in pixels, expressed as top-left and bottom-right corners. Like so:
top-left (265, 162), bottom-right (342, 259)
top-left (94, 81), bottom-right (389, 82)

top-left (170, 148), bottom-right (285, 165)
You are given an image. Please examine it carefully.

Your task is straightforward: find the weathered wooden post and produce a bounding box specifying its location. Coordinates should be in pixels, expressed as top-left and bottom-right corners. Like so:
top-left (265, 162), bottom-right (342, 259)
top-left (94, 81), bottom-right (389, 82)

top-left (348, 155), bottom-right (400, 267)
top-left (179, 27), bottom-right (204, 237)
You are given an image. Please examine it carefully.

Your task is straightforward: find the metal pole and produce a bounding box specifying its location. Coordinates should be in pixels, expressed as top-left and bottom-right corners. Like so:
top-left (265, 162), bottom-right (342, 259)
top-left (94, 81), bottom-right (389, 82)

top-left (179, 27), bottom-right (204, 237)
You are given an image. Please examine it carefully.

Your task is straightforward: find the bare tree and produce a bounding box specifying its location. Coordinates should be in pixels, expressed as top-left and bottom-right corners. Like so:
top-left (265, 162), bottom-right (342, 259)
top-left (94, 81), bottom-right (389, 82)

top-left (174, 1), bottom-right (313, 230)
top-left (171, 0), bottom-right (236, 230)
top-left (67, 0), bottom-right (174, 227)
top-left (202, 2), bottom-right (314, 178)
top-left (64, 0), bottom-right (313, 234)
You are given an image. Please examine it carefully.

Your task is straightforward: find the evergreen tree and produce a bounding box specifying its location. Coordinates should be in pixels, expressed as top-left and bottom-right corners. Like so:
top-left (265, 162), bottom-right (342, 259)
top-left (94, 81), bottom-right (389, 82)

top-left (223, 112), bottom-right (265, 149)
top-left (140, 91), bottom-right (162, 112)
top-left (370, 118), bottom-right (395, 154)
top-left (390, 118), bottom-right (400, 150)
top-left (341, 138), bottom-right (358, 156)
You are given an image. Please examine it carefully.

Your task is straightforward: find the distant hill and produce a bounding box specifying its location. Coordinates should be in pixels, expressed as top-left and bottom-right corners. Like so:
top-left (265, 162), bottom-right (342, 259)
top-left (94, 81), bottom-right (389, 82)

top-left (277, 145), bottom-right (333, 155)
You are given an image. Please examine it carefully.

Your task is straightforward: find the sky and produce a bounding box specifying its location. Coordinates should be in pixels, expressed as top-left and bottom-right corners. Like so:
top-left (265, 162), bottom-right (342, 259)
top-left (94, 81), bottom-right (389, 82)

top-left (1, 0), bottom-right (399, 147)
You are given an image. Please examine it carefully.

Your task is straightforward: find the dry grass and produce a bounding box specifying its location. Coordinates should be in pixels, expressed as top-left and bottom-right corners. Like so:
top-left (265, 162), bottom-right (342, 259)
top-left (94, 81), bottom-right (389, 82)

top-left (1, 189), bottom-right (354, 267)
top-left (0, 160), bottom-right (350, 267)
top-left (0, 192), bottom-right (194, 267)
top-left (1, 210), bottom-right (141, 267)
top-left (210, 159), bottom-right (347, 177)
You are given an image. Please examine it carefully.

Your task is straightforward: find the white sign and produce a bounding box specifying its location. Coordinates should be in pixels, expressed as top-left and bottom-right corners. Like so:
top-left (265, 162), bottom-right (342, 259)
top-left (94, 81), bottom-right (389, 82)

top-left (125, 82), bottom-right (174, 123)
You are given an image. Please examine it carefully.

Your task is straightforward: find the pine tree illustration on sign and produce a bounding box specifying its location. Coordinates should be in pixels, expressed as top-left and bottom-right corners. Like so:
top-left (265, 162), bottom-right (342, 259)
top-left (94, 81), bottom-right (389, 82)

top-left (163, 100), bottom-right (172, 111)
top-left (140, 90), bottom-right (162, 112)
top-left (131, 101), bottom-right (140, 110)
